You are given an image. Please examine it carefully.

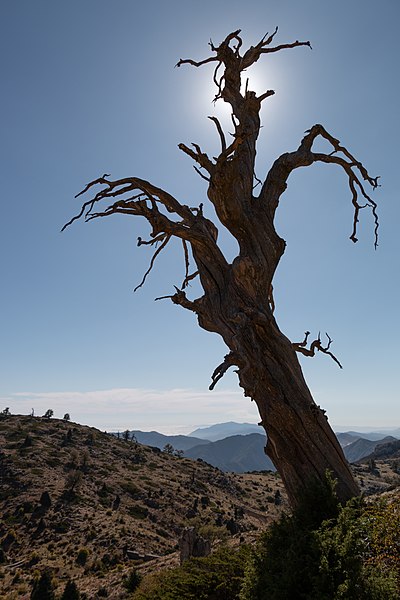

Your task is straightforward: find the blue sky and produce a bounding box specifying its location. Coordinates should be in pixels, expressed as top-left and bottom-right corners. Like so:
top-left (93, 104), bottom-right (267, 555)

top-left (1, 0), bottom-right (398, 433)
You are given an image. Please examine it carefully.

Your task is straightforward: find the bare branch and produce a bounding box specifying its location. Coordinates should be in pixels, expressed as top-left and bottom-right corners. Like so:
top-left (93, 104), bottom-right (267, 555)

top-left (63, 175), bottom-right (195, 233)
top-left (209, 352), bottom-right (238, 390)
top-left (137, 233), bottom-right (168, 247)
top-left (193, 166), bottom-right (210, 182)
top-left (293, 332), bottom-right (343, 369)
top-left (178, 143), bottom-right (215, 174)
top-left (182, 270), bottom-right (199, 288)
top-left (208, 116), bottom-right (227, 152)
top-left (175, 56), bottom-right (218, 69)
top-left (242, 27), bottom-right (311, 69)
top-left (155, 286), bottom-right (199, 313)
top-left (134, 235), bottom-right (171, 292)
top-left (261, 124), bottom-right (380, 248)
top-left (259, 39), bottom-right (312, 55)
top-left (257, 89), bottom-right (275, 103)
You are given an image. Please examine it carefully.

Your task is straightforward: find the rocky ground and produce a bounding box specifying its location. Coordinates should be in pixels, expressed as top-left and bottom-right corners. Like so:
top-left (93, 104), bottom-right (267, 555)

top-left (0, 415), bottom-right (288, 599)
top-left (1, 415), bottom-right (399, 598)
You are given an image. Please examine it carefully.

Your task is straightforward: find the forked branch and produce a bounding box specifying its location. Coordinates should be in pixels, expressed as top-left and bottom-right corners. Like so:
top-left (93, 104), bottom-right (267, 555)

top-left (261, 124), bottom-right (380, 248)
top-left (293, 331), bottom-right (343, 369)
top-left (176, 28), bottom-right (311, 109)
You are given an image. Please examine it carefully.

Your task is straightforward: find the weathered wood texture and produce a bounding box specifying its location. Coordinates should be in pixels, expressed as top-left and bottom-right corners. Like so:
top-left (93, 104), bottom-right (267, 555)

top-left (65, 30), bottom-right (380, 506)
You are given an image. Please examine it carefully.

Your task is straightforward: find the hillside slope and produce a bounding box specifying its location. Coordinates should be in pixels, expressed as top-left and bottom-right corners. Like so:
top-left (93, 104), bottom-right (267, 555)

top-left (126, 430), bottom-right (210, 451)
top-left (0, 415), bottom-right (286, 599)
top-left (185, 433), bottom-right (276, 472)
top-left (343, 436), bottom-right (397, 463)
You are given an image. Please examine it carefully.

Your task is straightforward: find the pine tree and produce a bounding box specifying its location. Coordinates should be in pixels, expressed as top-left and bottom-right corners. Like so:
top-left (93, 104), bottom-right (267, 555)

top-left (30, 570), bottom-right (55, 600)
top-left (60, 579), bottom-right (80, 600)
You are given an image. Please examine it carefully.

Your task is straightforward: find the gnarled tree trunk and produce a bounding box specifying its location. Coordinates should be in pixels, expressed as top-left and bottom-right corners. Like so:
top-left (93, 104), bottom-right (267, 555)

top-left (64, 29), bottom-right (379, 507)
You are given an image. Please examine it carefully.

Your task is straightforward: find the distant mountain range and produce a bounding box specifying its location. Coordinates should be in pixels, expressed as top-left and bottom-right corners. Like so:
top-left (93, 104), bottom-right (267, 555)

top-left (129, 431), bottom-right (210, 452)
top-left (119, 422), bottom-right (399, 473)
top-left (189, 422), bottom-right (262, 442)
top-left (342, 436), bottom-right (397, 463)
top-left (185, 433), bottom-right (274, 473)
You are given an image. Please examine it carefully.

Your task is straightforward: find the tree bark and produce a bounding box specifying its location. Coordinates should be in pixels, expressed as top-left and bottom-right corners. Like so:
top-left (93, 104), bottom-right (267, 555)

top-left (65, 29), bottom-right (379, 507)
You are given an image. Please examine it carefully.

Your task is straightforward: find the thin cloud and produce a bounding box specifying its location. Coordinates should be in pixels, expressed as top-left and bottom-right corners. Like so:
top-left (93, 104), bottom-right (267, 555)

top-left (5, 387), bottom-right (260, 434)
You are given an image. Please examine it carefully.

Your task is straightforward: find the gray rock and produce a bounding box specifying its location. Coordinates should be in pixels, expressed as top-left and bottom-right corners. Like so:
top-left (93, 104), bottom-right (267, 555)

top-left (179, 527), bottom-right (211, 564)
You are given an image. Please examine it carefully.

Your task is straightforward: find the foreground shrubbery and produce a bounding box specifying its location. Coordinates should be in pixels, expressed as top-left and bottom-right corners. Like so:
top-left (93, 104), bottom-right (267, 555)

top-left (131, 476), bottom-right (399, 600)
top-left (132, 545), bottom-right (250, 599)
top-left (241, 487), bottom-right (399, 599)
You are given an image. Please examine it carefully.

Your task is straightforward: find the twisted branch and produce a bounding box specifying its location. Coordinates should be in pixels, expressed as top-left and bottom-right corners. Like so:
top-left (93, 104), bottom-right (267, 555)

top-left (261, 124), bottom-right (380, 248)
top-left (133, 235), bottom-right (171, 292)
top-left (293, 331), bottom-right (343, 369)
top-left (209, 351), bottom-right (238, 390)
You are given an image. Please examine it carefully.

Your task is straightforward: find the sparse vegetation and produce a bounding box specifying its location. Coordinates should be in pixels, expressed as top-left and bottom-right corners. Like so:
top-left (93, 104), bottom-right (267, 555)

top-left (0, 415), bottom-right (398, 599)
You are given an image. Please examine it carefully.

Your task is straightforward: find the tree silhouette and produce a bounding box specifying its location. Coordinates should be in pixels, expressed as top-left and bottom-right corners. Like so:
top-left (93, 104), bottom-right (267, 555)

top-left (65, 29), bottom-right (380, 506)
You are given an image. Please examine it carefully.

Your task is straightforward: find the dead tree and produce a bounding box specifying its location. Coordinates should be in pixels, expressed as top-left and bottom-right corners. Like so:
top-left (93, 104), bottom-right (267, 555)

top-left (64, 29), bottom-right (380, 507)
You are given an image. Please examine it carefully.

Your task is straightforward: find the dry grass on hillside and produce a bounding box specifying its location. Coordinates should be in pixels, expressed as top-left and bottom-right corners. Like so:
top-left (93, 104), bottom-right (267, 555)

top-left (0, 415), bottom-right (286, 599)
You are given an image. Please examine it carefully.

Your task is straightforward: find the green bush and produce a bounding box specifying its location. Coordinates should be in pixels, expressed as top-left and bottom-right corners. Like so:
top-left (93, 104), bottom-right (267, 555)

top-left (239, 474), bottom-right (399, 600)
top-left (60, 579), bottom-right (80, 600)
top-left (30, 570), bottom-right (55, 600)
top-left (132, 545), bottom-right (250, 599)
top-left (76, 547), bottom-right (89, 566)
top-left (123, 568), bottom-right (142, 593)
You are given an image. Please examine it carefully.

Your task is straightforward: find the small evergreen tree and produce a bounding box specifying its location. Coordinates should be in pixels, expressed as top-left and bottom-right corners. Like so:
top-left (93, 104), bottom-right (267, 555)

top-left (43, 409), bottom-right (54, 419)
top-left (30, 570), bottom-right (55, 600)
top-left (63, 413), bottom-right (71, 421)
top-left (60, 579), bottom-right (80, 599)
top-left (163, 443), bottom-right (174, 455)
top-left (123, 568), bottom-right (142, 593)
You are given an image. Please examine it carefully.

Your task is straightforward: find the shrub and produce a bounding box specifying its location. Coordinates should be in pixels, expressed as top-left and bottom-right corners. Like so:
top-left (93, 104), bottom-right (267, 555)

top-left (76, 547), bottom-right (89, 566)
top-left (60, 579), bottom-right (80, 600)
top-left (30, 570), bottom-right (55, 600)
top-left (123, 568), bottom-right (142, 593)
top-left (239, 474), bottom-right (399, 600)
top-left (132, 545), bottom-right (250, 599)
top-left (65, 469), bottom-right (83, 494)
